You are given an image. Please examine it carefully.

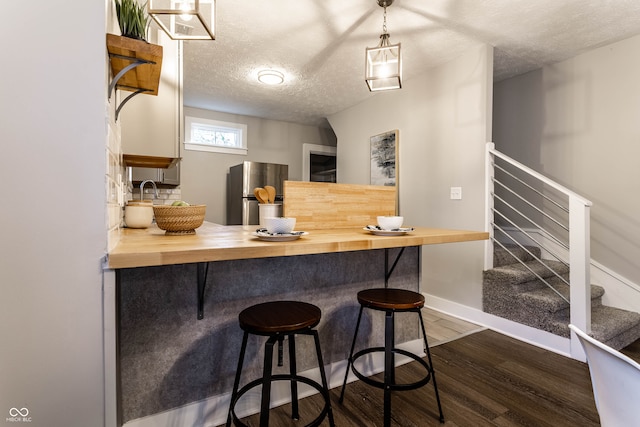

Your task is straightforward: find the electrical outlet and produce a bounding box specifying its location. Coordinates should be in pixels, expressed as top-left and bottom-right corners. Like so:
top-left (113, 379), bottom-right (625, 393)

top-left (450, 186), bottom-right (462, 200)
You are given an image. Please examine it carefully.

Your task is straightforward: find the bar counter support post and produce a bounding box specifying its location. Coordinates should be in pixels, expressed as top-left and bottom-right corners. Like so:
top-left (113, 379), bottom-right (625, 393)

top-left (197, 262), bottom-right (209, 320)
top-left (384, 247), bottom-right (405, 287)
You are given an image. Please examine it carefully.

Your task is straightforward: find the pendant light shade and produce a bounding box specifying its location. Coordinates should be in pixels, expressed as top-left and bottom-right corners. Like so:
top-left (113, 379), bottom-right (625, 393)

top-left (148, 0), bottom-right (215, 40)
top-left (365, 0), bottom-right (402, 91)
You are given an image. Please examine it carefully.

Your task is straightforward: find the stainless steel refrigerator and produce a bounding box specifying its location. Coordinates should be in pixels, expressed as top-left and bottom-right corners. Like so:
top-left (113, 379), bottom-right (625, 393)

top-left (227, 161), bottom-right (289, 225)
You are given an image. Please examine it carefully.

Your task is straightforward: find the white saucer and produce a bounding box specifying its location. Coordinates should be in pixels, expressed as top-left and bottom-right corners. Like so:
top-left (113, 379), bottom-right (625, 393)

top-left (252, 230), bottom-right (309, 241)
top-left (364, 225), bottom-right (414, 236)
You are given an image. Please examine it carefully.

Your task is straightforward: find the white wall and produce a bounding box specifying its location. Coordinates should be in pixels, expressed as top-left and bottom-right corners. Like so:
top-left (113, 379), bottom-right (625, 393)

top-left (329, 44), bottom-right (493, 308)
top-left (181, 107), bottom-right (336, 224)
top-left (0, 1), bottom-right (107, 426)
top-left (494, 34), bottom-right (640, 288)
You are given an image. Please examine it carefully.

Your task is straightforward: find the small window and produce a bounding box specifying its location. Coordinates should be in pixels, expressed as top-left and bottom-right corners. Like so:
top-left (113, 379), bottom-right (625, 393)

top-left (184, 116), bottom-right (248, 155)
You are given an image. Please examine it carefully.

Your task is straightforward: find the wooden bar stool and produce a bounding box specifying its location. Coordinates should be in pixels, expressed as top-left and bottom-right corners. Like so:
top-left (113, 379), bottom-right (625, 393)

top-left (226, 301), bottom-right (335, 427)
top-left (339, 288), bottom-right (444, 426)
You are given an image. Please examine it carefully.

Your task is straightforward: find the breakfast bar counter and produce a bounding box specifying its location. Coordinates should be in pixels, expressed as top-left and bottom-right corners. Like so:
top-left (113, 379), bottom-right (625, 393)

top-left (107, 221), bottom-right (488, 425)
top-left (108, 221), bottom-right (489, 269)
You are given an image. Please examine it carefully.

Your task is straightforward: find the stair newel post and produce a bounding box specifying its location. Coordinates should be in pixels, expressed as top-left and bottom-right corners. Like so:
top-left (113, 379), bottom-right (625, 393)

top-left (569, 195), bottom-right (592, 359)
top-left (485, 142), bottom-right (495, 271)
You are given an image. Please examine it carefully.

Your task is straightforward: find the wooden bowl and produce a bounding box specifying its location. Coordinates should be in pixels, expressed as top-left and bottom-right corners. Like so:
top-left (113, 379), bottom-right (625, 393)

top-left (152, 205), bottom-right (206, 235)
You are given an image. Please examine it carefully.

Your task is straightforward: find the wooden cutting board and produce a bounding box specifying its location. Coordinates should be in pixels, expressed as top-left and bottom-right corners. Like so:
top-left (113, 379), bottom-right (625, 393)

top-left (283, 181), bottom-right (397, 230)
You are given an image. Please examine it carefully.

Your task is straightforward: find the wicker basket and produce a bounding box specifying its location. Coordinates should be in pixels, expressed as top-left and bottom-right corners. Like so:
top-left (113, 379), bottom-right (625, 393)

top-left (153, 205), bottom-right (206, 235)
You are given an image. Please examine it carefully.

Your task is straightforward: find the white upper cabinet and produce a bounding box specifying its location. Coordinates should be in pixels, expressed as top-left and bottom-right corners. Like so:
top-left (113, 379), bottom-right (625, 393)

top-left (120, 30), bottom-right (182, 158)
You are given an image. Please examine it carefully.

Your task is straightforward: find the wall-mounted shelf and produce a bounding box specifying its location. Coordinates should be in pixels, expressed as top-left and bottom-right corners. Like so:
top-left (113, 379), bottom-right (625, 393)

top-left (123, 154), bottom-right (180, 169)
top-left (107, 34), bottom-right (163, 120)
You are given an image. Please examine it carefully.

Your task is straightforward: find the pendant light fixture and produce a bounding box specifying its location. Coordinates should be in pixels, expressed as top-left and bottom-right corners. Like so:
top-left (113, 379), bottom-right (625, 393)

top-left (148, 0), bottom-right (215, 40)
top-left (365, 0), bottom-right (402, 91)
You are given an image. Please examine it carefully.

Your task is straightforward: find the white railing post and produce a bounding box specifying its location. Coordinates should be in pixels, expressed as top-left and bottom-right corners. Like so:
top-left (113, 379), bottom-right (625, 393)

top-left (484, 142), bottom-right (495, 270)
top-left (569, 195), bottom-right (591, 359)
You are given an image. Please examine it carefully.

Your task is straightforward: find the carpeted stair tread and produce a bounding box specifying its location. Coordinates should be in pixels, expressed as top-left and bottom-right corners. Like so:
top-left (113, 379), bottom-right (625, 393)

top-left (549, 306), bottom-right (640, 349)
top-left (520, 283), bottom-right (605, 313)
top-left (590, 306), bottom-right (640, 347)
top-left (483, 259), bottom-right (569, 286)
top-left (493, 244), bottom-right (542, 268)
top-left (512, 274), bottom-right (570, 294)
top-left (483, 249), bottom-right (640, 347)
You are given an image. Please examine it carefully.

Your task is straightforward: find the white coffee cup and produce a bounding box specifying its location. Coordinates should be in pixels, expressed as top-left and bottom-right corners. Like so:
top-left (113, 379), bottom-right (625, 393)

top-left (264, 217), bottom-right (296, 234)
top-left (377, 216), bottom-right (404, 230)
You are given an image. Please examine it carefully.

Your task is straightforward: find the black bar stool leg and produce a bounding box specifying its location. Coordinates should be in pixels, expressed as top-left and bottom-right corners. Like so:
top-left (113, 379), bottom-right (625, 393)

top-left (288, 334), bottom-right (300, 420)
top-left (230, 301), bottom-right (330, 426)
top-left (383, 310), bottom-right (395, 427)
top-left (419, 311), bottom-right (445, 423)
top-left (341, 290), bottom-right (445, 425)
top-left (227, 331), bottom-right (249, 427)
top-left (260, 336), bottom-right (277, 426)
top-left (339, 305), bottom-right (364, 403)
top-left (312, 329), bottom-right (336, 426)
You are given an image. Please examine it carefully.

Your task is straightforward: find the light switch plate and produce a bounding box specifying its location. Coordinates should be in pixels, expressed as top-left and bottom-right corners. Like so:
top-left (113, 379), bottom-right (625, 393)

top-left (450, 186), bottom-right (462, 200)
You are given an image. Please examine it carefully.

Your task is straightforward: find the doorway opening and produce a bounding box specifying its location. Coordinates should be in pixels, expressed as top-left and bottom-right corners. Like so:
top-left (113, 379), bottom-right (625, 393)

top-left (303, 143), bottom-right (337, 182)
top-left (310, 154), bottom-right (336, 182)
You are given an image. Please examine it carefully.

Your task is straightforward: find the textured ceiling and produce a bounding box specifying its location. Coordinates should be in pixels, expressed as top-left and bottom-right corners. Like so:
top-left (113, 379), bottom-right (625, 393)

top-left (183, 0), bottom-right (640, 127)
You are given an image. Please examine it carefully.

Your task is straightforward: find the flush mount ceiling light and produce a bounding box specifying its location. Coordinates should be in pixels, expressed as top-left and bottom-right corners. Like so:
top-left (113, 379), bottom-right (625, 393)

top-left (365, 0), bottom-right (402, 92)
top-left (257, 69), bottom-right (285, 85)
top-left (148, 0), bottom-right (215, 40)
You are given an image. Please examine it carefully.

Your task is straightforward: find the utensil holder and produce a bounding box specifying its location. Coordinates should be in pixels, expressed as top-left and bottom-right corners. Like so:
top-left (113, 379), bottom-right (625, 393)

top-left (259, 203), bottom-right (282, 227)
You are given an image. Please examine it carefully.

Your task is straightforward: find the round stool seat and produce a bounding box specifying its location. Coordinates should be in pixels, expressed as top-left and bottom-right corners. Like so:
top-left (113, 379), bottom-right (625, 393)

top-left (357, 288), bottom-right (425, 311)
top-left (239, 301), bottom-right (321, 334)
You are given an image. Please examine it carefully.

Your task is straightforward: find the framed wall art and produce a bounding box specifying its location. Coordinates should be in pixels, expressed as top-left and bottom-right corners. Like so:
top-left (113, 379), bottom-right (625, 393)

top-left (370, 129), bottom-right (398, 187)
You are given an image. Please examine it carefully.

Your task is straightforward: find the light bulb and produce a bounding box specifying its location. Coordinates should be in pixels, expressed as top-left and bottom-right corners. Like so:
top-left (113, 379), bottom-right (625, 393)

top-left (180, 1), bottom-right (193, 21)
top-left (375, 63), bottom-right (392, 78)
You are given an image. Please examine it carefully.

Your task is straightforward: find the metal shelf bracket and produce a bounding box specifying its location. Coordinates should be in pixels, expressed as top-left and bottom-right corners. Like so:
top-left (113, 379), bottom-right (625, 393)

top-left (384, 247), bottom-right (406, 287)
top-left (197, 262), bottom-right (209, 319)
top-left (107, 53), bottom-right (156, 120)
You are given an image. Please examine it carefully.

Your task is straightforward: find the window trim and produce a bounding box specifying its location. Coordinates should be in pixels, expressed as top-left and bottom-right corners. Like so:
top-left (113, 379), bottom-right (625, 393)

top-left (184, 116), bottom-right (248, 155)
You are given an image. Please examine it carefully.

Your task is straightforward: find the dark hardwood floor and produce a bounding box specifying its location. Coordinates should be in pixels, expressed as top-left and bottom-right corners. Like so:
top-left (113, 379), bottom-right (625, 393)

top-left (226, 309), bottom-right (640, 427)
top-left (229, 328), bottom-right (640, 426)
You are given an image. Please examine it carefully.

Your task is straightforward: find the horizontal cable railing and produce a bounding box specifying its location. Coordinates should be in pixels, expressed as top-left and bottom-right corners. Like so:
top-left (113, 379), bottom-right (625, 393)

top-left (485, 142), bottom-right (592, 356)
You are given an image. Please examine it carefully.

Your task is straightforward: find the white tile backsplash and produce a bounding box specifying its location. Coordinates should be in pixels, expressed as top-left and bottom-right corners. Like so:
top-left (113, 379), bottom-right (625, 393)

top-left (129, 187), bottom-right (182, 205)
top-left (106, 101), bottom-right (122, 252)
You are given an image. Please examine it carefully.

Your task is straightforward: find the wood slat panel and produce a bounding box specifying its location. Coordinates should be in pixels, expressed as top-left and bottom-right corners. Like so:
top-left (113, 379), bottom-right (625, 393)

top-left (283, 181), bottom-right (397, 230)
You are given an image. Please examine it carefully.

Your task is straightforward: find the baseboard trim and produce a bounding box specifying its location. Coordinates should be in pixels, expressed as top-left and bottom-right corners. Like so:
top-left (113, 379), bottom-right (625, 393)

top-left (423, 293), bottom-right (572, 358)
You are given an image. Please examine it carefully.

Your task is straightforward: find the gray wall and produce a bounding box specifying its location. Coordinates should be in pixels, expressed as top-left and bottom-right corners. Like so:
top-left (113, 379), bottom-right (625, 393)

top-left (329, 44), bottom-right (493, 309)
top-left (493, 34), bottom-right (640, 287)
top-left (0, 1), bottom-right (107, 426)
top-left (180, 107), bottom-right (336, 224)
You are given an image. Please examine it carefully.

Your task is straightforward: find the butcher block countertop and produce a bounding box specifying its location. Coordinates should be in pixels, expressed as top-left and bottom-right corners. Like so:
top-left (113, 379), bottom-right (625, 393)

top-left (107, 222), bottom-right (489, 269)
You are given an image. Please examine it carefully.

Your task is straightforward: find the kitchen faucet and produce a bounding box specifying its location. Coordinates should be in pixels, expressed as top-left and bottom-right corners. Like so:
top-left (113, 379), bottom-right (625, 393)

top-left (140, 180), bottom-right (158, 201)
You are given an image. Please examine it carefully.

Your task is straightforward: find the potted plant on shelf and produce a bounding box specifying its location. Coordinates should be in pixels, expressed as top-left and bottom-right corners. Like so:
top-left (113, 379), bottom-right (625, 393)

top-left (115, 0), bottom-right (150, 41)
top-left (107, 0), bottom-right (163, 96)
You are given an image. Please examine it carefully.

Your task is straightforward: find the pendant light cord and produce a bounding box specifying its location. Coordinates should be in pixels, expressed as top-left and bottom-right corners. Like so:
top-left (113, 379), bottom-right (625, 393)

top-left (383, 5), bottom-right (388, 33)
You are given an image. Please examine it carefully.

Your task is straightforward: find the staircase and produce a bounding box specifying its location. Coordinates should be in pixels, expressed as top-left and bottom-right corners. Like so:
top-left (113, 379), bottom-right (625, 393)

top-left (483, 244), bottom-right (640, 350)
